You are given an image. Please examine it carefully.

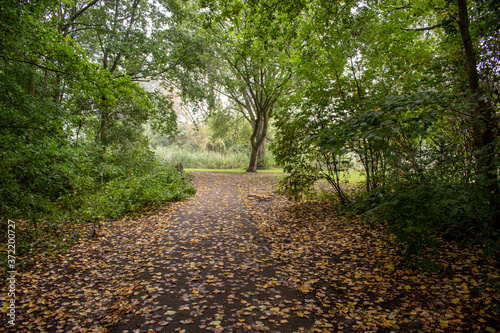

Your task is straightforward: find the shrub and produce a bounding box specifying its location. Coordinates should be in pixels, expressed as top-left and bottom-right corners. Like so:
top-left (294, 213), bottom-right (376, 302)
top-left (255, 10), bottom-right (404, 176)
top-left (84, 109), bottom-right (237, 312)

top-left (361, 182), bottom-right (492, 267)
top-left (81, 166), bottom-right (196, 220)
top-left (0, 144), bottom-right (196, 273)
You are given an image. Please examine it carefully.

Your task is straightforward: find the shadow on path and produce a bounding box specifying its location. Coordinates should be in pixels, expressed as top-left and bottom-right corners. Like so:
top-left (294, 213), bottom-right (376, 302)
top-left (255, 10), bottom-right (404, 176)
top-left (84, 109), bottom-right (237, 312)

top-left (5, 172), bottom-right (312, 333)
top-left (111, 172), bottom-right (312, 333)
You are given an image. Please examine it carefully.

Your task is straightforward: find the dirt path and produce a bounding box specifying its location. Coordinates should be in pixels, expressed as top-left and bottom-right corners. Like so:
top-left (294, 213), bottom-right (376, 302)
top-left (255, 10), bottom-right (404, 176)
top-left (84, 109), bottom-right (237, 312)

top-left (3, 172), bottom-right (499, 332)
top-left (110, 172), bottom-right (311, 333)
top-left (3, 172), bottom-right (313, 333)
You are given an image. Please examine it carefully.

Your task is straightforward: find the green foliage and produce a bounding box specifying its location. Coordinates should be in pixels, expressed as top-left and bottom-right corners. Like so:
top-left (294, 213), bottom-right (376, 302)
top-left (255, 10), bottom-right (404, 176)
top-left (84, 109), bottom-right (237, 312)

top-left (207, 109), bottom-right (253, 152)
top-left (0, 0), bottom-right (197, 268)
top-left (270, 0), bottom-right (499, 267)
top-left (2, 0), bottom-right (499, 272)
top-left (195, 0), bottom-right (296, 171)
top-left (274, 87), bottom-right (496, 265)
top-left (149, 117), bottom-right (277, 170)
top-left (360, 181), bottom-right (492, 266)
top-left (0, 139), bottom-right (196, 267)
top-left (81, 167), bottom-right (195, 220)
top-left (272, 105), bottom-right (351, 203)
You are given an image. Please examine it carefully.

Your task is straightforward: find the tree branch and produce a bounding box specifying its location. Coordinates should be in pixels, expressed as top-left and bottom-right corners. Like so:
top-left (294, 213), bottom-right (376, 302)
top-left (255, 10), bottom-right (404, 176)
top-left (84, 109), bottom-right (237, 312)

top-left (0, 56), bottom-right (70, 75)
top-left (70, 0), bottom-right (100, 23)
top-left (61, 0), bottom-right (100, 35)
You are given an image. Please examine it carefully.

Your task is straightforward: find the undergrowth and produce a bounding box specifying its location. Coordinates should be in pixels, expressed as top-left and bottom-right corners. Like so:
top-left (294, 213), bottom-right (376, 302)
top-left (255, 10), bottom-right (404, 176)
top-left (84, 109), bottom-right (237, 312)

top-left (348, 182), bottom-right (500, 269)
top-left (0, 147), bottom-right (196, 275)
top-left (296, 176), bottom-right (499, 270)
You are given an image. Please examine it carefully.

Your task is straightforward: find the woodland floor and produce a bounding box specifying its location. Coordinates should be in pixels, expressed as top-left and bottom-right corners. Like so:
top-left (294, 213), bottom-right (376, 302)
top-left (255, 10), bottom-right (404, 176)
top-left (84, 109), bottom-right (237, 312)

top-left (1, 172), bottom-right (500, 332)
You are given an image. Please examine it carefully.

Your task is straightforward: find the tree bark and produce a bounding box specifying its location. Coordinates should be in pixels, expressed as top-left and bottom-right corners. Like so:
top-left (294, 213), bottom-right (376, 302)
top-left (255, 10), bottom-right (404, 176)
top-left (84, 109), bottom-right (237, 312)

top-left (247, 147), bottom-right (259, 173)
top-left (257, 139), bottom-right (266, 169)
top-left (456, 0), bottom-right (499, 231)
top-left (247, 111), bottom-right (269, 172)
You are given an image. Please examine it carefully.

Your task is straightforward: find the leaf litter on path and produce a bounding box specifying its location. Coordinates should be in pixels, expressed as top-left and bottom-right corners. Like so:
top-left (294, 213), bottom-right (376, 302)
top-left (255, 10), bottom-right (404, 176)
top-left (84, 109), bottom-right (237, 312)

top-left (245, 176), bottom-right (500, 332)
top-left (1, 172), bottom-right (499, 332)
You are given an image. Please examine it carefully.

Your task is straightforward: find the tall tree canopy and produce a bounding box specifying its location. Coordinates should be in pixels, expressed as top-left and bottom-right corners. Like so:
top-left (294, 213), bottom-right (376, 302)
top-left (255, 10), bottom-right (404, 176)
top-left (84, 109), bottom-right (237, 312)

top-left (182, 0), bottom-right (298, 171)
top-left (267, 0), bottom-right (499, 259)
top-left (0, 0), bottom-right (198, 238)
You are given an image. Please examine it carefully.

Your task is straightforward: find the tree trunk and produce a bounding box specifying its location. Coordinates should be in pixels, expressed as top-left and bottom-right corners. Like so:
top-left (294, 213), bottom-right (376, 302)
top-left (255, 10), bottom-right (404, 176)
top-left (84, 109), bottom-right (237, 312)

top-left (257, 140), bottom-right (266, 170)
top-left (247, 112), bottom-right (269, 173)
top-left (247, 145), bottom-right (259, 173)
top-left (456, 0), bottom-right (499, 231)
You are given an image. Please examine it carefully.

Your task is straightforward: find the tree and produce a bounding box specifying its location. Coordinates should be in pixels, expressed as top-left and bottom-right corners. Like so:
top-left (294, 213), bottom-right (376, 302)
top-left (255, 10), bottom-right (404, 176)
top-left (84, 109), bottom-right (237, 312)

top-left (268, 0), bottom-right (500, 262)
top-left (197, 0), bottom-right (296, 172)
top-left (455, 0), bottom-right (499, 230)
top-left (0, 0), bottom-right (93, 211)
top-left (0, 0), bottom-right (195, 233)
top-left (273, 0), bottom-right (442, 196)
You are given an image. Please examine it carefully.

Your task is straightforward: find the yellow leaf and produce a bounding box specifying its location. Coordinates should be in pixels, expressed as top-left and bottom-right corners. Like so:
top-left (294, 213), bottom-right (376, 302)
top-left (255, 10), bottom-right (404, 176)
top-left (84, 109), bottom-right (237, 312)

top-left (300, 285), bottom-right (313, 293)
top-left (384, 262), bottom-right (395, 270)
top-left (1, 302), bottom-right (10, 313)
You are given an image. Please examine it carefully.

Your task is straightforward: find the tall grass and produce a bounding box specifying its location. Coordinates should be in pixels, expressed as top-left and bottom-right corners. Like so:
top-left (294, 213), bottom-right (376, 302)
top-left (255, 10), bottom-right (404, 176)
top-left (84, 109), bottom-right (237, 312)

top-left (154, 146), bottom-right (276, 169)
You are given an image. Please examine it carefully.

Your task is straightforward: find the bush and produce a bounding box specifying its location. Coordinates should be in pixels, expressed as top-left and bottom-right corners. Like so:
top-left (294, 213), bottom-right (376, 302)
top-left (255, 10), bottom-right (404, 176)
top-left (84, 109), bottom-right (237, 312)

top-left (81, 167), bottom-right (195, 220)
top-left (0, 142), bottom-right (197, 273)
top-left (360, 182), bottom-right (492, 266)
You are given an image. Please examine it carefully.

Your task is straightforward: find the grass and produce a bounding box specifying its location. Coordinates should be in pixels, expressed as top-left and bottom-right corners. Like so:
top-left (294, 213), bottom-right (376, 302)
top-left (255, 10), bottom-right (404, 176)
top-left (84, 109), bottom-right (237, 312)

top-left (154, 146), bottom-right (276, 170)
top-left (185, 168), bottom-right (364, 183)
top-left (309, 169), bottom-right (366, 187)
top-left (342, 170), bottom-right (365, 184)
